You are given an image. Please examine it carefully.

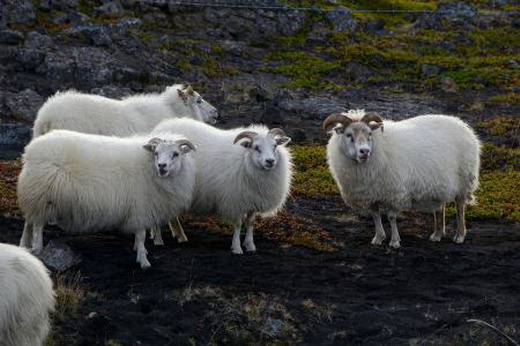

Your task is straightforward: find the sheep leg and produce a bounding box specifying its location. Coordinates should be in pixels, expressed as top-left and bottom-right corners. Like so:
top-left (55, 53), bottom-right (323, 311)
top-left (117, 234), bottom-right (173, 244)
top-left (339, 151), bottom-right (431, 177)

top-left (429, 204), bottom-right (445, 242)
top-left (20, 222), bottom-right (33, 248)
top-left (387, 210), bottom-right (401, 249)
top-left (231, 219), bottom-right (243, 255)
top-left (453, 197), bottom-right (467, 244)
top-left (152, 227), bottom-right (164, 246)
top-left (370, 205), bottom-right (386, 245)
top-left (31, 224), bottom-right (44, 254)
top-left (243, 212), bottom-right (256, 252)
top-left (169, 218), bottom-right (188, 243)
top-left (135, 229), bottom-right (151, 269)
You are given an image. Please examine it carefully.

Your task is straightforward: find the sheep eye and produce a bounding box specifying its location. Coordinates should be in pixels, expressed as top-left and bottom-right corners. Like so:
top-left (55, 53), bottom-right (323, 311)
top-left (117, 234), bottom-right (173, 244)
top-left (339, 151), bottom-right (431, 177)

top-left (172, 152), bottom-right (179, 158)
top-left (154, 152), bottom-right (158, 157)
top-left (254, 146), bottom-right (261, 152)
top-left (346, 133), bottom-right (352, 138)
top-left (196, 98), bottom-right (202, 104)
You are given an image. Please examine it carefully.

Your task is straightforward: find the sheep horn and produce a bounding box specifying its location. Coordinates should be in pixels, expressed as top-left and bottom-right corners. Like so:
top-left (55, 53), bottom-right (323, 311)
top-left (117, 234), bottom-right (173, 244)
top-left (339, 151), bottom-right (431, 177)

top-left (323, 114), bottom-right (353, 132)
top-left (175, 139), bottom-right (196, 151)
top-left (233, 131), bottom-right (258, 144)
top-left (361, 112), bottom-right (383, 125)
top-left (268, 128), bottom-right (287, 138)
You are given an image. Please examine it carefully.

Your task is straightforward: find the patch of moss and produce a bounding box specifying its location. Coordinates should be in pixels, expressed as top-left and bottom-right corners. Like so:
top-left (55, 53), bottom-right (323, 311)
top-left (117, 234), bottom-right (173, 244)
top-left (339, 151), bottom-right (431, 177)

top-left (477, 116), bottom-right (520, 138)
top-left (486, 92), bottom-right (520, 106)
top-left (262, 52), bottom-right (342, 89)
top-left (480, 143), bottom-right (520, 172)
top-left (291, 144), bottom-right (338, 198)
top-left (0, 160), bottom-right (21, 215)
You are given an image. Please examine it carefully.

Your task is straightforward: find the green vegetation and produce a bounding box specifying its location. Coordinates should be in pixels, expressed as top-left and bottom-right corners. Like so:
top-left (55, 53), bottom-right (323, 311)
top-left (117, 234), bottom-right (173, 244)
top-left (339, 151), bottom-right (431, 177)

top-left (262, 52), bottom-right (342, 89)
top-left (53, 272), bottom-right (87, 321)
top-left (291, 144), bottom-right (338, 197)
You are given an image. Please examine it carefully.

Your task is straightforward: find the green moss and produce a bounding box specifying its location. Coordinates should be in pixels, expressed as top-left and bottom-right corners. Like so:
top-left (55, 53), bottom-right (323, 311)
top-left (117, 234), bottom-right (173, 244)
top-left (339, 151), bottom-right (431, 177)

top-left (291, 144), bottom-right (338, 198)
top-left (477, 116), bottom-right (520, 138)
top-left (262, 52), bottom-right (341, 89)
top-left (486, 92), bottom-right (520, 106)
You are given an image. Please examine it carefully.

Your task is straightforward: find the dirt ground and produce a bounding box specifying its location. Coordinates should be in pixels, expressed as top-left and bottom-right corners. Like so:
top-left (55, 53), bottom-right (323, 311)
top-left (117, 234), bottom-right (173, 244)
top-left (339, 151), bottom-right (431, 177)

top-left (1, 196), bottom-right (519, 345)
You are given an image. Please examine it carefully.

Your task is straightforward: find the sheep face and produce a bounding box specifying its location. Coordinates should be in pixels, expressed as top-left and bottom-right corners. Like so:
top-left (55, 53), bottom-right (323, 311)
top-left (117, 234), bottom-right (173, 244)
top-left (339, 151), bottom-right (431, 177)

top-left (323, 112), bottom-right (384, 164)
top-left (234, 129), bottom-right (291, 171)
top-left (177, 86), bottom-right (220, 125)
top-left (144, 137), bottom-right (196, 177)
top-left (339, 122), bottom-right (376, 163)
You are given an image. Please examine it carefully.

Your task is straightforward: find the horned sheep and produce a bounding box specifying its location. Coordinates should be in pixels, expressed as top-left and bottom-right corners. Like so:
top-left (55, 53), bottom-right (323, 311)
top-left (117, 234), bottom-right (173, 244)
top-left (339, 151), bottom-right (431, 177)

top-left (17, 130), bottom-right (196, 269)
top-left (32, 84), bottom-right (220, 138)
top-left (324, 110), bottom-right (480, 248)
top-left (152, 118), bottom-right (293, 254)
top-left (0, 243), bottom-right (55, 346)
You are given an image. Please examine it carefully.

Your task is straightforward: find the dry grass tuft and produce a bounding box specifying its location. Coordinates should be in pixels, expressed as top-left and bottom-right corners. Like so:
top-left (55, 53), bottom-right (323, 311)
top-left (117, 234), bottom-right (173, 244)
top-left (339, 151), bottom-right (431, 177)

top-left (53, 271), bottom-right (86, 321)
top-left (0, 159), bottom-right (22, 215)
top-left (178, 284), bottom-right (301, 345)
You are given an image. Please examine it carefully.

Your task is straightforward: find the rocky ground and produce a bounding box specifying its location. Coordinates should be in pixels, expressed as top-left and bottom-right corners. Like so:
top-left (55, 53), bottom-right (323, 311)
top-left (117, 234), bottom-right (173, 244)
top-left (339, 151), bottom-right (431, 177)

top-left (0, 0), bottom-right (519, 345)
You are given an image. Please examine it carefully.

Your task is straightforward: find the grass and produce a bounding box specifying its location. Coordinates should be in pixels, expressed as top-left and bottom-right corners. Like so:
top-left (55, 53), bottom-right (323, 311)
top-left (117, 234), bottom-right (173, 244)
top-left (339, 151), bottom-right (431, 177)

top-left (0, 160), bottom-right (21, 215)
top-left (53, 271), bottom-right (86, 321)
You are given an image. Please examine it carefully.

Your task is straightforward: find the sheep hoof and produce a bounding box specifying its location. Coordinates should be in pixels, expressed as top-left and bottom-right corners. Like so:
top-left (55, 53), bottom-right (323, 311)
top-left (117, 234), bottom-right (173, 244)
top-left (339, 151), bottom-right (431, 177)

top-left (429, 233), bottom-right (442, 242)
top-left (153, 238), bottom-right (164, 246)
top-left (244, 242), bottom-right (256, 252)
top-left (389, 240), bottom-right (401, 249)
top-left (371, 236), bottom-right (385, 246)
top-left (453, 234), bottom-right (465, 244)
top-left (138, 257), bottom-right (151, 269)
top-left (177, 235), bottom-right (188, 243)
top-left (231, 247), bottom-right (244, 255)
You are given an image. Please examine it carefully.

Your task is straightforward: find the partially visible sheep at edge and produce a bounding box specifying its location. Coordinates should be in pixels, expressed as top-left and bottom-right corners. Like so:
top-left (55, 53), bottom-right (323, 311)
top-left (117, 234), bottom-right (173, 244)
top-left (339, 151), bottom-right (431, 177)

top-left (0, 243), bottom-right (55, 346)
top-left (32, 84), bottom-right (220, 138)
top-left (17, 130), bottom-right (196, 268)
top-left (324, 110), bottom-right (481, 248)
top-left (151, 118), bottom-right (293, 254)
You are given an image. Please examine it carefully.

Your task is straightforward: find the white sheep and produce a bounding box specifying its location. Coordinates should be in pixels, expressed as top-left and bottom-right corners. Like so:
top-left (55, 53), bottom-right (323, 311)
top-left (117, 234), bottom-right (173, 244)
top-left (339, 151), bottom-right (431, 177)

top-left (324, 110), bottom-right (480, 248)
top-left (0, 243), bottom-right (55, 346)
top-left (17, 130), bottom-right (196, 268)
top-left (152, 118), bottom-right (293, 254)
top-left (33, 84), bottom-right (220, 138)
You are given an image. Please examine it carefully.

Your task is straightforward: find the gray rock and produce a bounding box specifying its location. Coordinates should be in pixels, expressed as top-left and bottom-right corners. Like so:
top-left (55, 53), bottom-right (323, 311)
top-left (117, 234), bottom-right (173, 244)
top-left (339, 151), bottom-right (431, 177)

top-left (48, 0), bottom-right (78, 11)
top-left (343, 62), bottom-right (376, 83)
top-left (0, 0), bottom-right (36, 26)
top-left (0, 30), bottom-right (24, 44)
top-left (18, 49), bottom-right (46, 70)
top-left (421, 64), bottom-right (441, 78)
top-left (93, 1), bottom-right (125, 18)
top-left (25, 31), bottom-right (54, 50)
top-left (62, 25), bottom-right (113, 47)
top-left (40, 240), bottom-right (82, 272)
top-left (439, 76), bottom-right (459, 93)
top-left (275, 91), bottom-right (346, 121)
top-left (0, 123), bottom-right (31, 159)
top-left (504, 59), bottom-right (518, 69)
top-left (414, 2), bottom-right (477, 31)
top-left (326, 6), bottom-right (358, 33)
top-left (112, 17), bottom-right (143, 35)
top-left (4, 89), bottom-right (45, 122)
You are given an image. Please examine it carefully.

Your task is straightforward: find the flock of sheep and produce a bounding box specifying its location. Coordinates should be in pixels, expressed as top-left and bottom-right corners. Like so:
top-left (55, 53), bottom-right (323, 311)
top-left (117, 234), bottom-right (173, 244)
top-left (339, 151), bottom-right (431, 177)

top-left (0, 84), bottom-right (481, 344)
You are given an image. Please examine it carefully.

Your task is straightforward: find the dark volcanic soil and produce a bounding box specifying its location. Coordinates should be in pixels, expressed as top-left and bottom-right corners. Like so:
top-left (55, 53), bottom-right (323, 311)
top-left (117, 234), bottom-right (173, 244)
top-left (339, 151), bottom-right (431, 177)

top-left (1, 197), bottom-right (519, 345)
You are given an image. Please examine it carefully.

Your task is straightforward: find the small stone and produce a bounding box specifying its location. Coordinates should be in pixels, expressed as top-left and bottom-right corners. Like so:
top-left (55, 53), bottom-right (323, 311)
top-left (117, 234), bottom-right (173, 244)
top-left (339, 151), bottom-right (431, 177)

top-left (39, 240), bottom-right (82, 272)
top-left (326, 6), bottom-right (358, 33)
top-left (439, 77), bottom-right (459, 93)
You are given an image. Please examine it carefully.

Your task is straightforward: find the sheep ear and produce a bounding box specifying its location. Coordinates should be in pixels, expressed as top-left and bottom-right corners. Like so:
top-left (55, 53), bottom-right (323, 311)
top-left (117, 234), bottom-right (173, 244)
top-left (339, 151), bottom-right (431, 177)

top-left (143, 137), bottom-right (162, 152)
top-left (177, 89), bottom-right (188, 103)
top-left (334, 125), bottom-right (345, 135)
top-left (275, 136), bottom-right (291, 146)
top-left (186, 85), bottom-right (195, 96)
top-left (369, 122), bottom-right (384, 132)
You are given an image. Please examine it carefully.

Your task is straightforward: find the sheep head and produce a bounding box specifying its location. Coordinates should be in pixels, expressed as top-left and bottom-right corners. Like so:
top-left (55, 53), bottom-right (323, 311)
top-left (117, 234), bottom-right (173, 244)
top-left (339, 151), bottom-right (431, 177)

top-left (323, 111), bottom-right (384, 164)
top-left (144, 137), bottom-right (195, 177)
top-left (234, 129), bottom-right (291, 171)
top-left (176, 85), bottom-right (221, 125)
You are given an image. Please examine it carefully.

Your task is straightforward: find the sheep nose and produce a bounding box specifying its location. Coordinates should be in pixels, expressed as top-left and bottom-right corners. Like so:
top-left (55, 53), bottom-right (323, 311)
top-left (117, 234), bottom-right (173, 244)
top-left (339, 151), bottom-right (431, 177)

top-left (359, 148), bottom-right (370, 155)
top-left (158, 163), bottom-right (167, 169)
top-left (265, 159), bottom-right (274, 167)
top-left (214, 112), bottom-right (221, 120)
